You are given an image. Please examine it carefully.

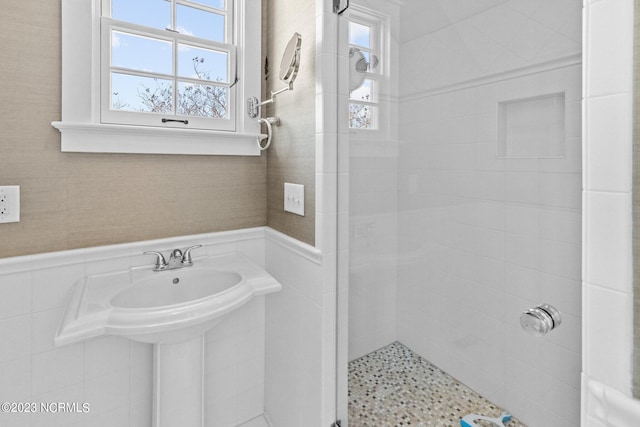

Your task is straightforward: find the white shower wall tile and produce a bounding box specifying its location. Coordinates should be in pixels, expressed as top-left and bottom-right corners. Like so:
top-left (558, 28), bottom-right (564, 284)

top-left (584, 191), bottom-right (632, 293)
top-left (585, 93), bottom-right (632, 193)
top-left (0, 228), bottom-right (270, 427)
top-left (396, 65), bottom-right (582, 426)
top-left (585, 0), bottom-right (634, 97)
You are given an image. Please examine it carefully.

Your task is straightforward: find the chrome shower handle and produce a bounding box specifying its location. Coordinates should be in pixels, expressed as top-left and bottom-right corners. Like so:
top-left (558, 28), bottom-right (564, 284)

top-left (520, 303), bottom-right (562, 337)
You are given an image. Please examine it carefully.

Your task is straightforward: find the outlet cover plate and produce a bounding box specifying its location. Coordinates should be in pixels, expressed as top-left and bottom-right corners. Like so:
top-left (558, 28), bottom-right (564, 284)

top-left (0, 186), bottom-right (20, 223)
top-left (284, 183), bottom-right (304, 216)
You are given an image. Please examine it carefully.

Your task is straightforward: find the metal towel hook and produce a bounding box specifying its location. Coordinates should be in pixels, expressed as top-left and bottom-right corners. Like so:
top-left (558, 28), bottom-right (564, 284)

top-left (257, 117), bottom-right (280, 151)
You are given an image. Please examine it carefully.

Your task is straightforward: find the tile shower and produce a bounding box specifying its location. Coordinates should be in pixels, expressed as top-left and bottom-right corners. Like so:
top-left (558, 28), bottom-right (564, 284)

top-left (344, 1), bottom-right (582, 426)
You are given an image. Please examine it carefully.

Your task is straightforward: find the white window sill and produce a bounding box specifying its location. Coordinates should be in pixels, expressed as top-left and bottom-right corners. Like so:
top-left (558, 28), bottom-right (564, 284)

top-left (51, 122), bottom-right (262, 156)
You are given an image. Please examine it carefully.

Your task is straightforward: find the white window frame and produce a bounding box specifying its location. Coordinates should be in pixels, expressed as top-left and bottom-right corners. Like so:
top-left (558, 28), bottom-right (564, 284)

top-left (53, 0), bottom-right (261, 156)
top-left (347, 5), bottom-right (390, 140)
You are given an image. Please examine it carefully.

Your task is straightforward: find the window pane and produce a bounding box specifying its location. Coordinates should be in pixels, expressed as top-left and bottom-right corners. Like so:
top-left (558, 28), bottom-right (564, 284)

top-left (112, 31), bottom-right (173, 75)
top-left (176, 5), bottom-right (225, 42)
top-left (189, 0), bottom-right (226, 10)
top-left (178, 82), bottom-right (228, 118)
top-left (349, 103), bottom-right (373, 129)
top-left (112, 73), bottom-right (173, 114)
top-left (178, 45), bottom-right (228, 82)
top-left (350, 79), bottom-right (373, 101)
top-left (349, 22), bottom-right (370, 48)
top-left (112, 0), bottom-right (170, 30)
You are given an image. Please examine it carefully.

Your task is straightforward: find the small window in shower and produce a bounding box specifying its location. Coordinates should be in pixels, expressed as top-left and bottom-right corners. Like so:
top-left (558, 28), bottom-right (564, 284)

top-left (497, 92), bottom-right (566, 158)
top-left (348, 13), bottom-right (381, 130)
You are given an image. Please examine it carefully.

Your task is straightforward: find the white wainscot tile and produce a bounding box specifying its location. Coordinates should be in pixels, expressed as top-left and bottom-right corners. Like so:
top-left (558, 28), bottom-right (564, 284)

top-left (130, 397), bottom-right (152, 427)
top-left (206, 394), bottom-right (238, 427)
top-left (0, 357), bottom-right (30, 401)
top-left (0, 315), bottom-right (31, 363)
top-left (0, 271), bottom-right (31, 320)
top-left (237, 385), bottom-right (264, 424)
top-left (32, 263), bottom-right (85, 312)
top-left (31, 383), bottom-right (86, 427)
top-left (82, 405), bottom-right (129, 427)
top-left (237, 238), bottom-right (266, 268)
top-left (32, 308), bottom-right (64, 354)
top-left (84, 368), bottom-right (130, 415)
top-left (85, 336), bottom-right (131, 379)
top-left (32, 345), bottom-right (84, 396)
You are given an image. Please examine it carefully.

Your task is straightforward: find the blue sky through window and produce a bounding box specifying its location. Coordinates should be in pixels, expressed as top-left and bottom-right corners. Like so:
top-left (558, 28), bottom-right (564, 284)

top-left (112, 32), bottom-right (173, 74)
top-left (349, 22), bottom-right (370, 48)
top-left (110, 0), bottom-right (229, 114)
top-left (112, 0), bottom-right (170, 29)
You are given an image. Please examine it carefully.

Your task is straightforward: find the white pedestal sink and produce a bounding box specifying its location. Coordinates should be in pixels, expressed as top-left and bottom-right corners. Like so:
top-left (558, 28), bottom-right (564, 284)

top-left (55, 252), bottom-right (282, 427)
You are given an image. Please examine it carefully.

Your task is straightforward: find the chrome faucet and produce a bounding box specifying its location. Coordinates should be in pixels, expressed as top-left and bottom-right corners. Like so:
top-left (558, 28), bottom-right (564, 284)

top-left (144, 245), bottom-right (202, 271)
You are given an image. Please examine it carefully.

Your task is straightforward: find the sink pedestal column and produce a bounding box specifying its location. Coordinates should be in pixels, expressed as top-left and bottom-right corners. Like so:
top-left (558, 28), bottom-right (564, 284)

top-left (152, 336), bottom-right (205, 427)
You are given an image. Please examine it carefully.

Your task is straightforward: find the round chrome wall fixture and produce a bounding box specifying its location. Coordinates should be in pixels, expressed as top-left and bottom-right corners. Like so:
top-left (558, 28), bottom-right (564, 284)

top-left (520, 303), bottom-right (562, 337)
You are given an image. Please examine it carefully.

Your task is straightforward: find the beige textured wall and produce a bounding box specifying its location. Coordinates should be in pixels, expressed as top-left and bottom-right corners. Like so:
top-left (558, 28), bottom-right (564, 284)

top-left (0, 1), bottom-right (267, 259)
top-left (264, 0), bottom-right (316, 246)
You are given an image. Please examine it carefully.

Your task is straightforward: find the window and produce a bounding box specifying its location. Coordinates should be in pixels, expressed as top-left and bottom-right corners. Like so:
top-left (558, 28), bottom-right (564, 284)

top-left (54, 0), bottom-right (261, 155)
top-left (102, 0), bottom-right (236, 130)
top-left (348, 14), bottom-right (381, 131)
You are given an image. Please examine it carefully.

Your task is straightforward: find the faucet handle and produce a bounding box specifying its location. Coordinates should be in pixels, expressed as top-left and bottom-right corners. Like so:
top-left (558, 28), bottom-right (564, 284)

top-left (182, 245), bottom-right (202, 266)
top-left (143, 251), bottom-right (168, 271)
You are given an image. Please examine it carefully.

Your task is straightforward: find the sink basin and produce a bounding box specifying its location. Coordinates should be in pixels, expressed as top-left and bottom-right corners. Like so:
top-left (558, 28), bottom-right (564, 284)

top-left (111, 269), bottom-right (242, 309)
top-left (55, 252), bottom-right (282, 345)
top-left (55, 250), bottom-right (281, 427)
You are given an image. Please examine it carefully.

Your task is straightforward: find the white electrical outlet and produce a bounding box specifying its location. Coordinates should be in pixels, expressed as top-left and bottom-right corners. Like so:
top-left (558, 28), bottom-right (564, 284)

top-left (284, 183), bottom-right (304, 216)
top-left (0, 186), bottom-right (20, 223)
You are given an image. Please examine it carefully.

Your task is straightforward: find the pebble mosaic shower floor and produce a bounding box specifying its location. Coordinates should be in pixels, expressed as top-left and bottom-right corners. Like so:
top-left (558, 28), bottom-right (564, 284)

top-left (348, 342), bottom-right (526, 427)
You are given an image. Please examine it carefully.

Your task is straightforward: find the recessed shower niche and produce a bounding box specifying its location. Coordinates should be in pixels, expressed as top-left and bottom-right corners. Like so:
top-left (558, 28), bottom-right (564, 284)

top-left (498, 92), bottom-right (566, 158)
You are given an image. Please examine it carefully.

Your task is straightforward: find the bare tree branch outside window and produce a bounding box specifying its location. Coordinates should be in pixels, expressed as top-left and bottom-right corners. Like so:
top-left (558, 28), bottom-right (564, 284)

top-left (112, 56), bottom-right (227, 118)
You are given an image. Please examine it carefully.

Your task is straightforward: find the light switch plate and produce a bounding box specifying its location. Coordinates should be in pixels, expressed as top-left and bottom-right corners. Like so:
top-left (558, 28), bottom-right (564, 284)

top-left (284, 183), bottom-right (304, 216)
top-left (0, 186), bottom-right (20, 223)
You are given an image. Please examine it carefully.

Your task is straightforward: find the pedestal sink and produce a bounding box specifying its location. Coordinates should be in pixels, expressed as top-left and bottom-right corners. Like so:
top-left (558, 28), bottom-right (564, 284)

top-left (55, 252), bottom-right (282, 427)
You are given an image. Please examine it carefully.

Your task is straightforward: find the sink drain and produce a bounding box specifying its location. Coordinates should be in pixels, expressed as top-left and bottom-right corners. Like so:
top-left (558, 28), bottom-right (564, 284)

top-left (173, 278), bottom-right (180, 284)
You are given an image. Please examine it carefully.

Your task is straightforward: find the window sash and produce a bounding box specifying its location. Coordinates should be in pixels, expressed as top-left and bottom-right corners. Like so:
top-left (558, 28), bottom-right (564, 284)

top-left (100, 1), bottom-right (237, 131)
top-left (348, 14), bottom-right (380, 130)
top-left (102, 0), bottom-right (233, 43)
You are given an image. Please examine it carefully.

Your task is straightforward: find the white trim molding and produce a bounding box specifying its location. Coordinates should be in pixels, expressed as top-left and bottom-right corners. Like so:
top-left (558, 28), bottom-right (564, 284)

top-left (51, 122), bottom-right (260, 156)
top-left (54, 0), bottom-right (262, 156)
top-left (265, 227), bottom-right (323, 265)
